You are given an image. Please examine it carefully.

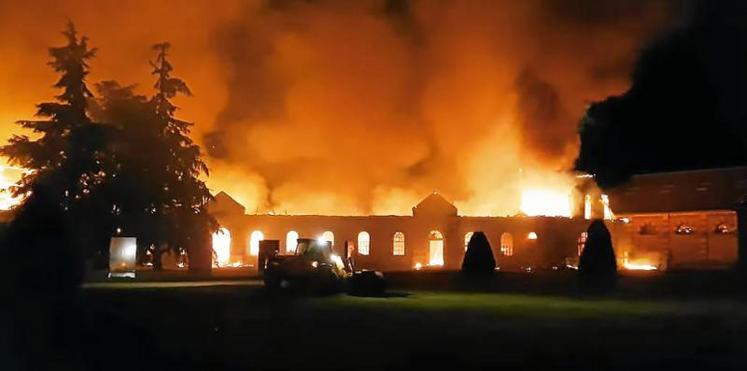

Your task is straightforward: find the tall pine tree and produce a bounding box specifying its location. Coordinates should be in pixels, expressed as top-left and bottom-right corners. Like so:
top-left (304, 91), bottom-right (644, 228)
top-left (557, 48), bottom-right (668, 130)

top-left (88, 43), bottom-right (217, 271)
top-left (1, 22), bottom-right (114, 258)
top-left (148, 42), bottom-right (216, 270)
top-left (2, 25), bottom-right (216, 271)
top-left (89, 81), bottom-right (165, 266)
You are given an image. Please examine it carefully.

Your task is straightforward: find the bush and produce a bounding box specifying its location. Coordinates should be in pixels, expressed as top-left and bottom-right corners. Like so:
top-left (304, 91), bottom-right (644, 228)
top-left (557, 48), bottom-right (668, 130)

top-left (579, 220), bottom-right (617, 281)
top-left (461, 231), bottom-right (496, 274)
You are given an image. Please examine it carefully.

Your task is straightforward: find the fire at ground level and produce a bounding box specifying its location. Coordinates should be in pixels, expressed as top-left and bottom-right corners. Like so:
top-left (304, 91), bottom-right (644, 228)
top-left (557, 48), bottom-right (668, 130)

top-left (14, 166), bottom-right (742, 276)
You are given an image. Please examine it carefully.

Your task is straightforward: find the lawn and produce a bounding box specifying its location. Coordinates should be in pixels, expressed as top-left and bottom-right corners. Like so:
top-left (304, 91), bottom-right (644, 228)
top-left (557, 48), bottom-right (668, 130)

top-left (8, 271), bottom-right (747, 370)
top-left (72, 278), bottom-right (747, 370)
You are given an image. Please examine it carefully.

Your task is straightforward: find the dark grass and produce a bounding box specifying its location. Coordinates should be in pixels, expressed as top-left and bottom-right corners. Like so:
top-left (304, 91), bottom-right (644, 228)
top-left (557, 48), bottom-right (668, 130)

top-left (385, 269), bottom-right (747, 299)
top-left (9, 270), bottom-right (747, 370)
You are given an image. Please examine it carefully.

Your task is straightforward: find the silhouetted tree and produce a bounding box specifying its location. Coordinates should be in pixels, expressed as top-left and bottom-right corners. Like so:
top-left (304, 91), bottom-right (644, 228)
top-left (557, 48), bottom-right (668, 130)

top-left (2, 27), bottom-right (104, 368)
top-left (6, 177), bottom-right (82, 369)
top-left (149, 42), bottom-right (216, 271)
top-left (0, 22), bottom-right (115, 259)
top-left (1, 25), bottom-right (216, 273)
top-left (461, 231), bottom-right (496, 274)
top-left (578, 220), bottom-right (617, 284)
top-left (85, 43), bottom-right (216, 271)
top-left (89, 81), bottom-right (170, 267)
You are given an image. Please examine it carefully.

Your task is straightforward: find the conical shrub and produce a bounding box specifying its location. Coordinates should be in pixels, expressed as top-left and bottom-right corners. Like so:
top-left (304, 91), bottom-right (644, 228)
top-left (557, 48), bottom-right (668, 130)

top-left (579, 219), bottom-right (617, 280)
top-left (462, 231), bottom-right (496, 274)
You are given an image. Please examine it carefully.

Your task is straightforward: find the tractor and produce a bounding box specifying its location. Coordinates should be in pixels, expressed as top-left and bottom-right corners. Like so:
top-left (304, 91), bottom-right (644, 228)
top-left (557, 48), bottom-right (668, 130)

top-left (261, 238), bottom-right (385, 295)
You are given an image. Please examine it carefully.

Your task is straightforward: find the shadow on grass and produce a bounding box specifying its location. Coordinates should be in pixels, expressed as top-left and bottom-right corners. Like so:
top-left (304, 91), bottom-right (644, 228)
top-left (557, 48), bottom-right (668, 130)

top-left (383, 269), bottom-right (747, 301)
top-left (348, 290), bottom-right (412, 298)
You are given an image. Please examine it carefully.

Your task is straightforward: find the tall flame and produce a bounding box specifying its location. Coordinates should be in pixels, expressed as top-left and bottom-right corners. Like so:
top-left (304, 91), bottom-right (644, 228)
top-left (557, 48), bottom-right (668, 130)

top-left (520, 189), bottom-right (572, 217)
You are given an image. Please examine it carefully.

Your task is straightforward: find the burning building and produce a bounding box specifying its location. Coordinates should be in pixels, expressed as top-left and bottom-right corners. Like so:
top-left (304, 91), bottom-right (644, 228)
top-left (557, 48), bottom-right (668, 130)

top-left (602, 166), bottom-right (744, 270)
top-left (210, 191), bottom-right (590, 271)
top-left (210, 166), bottom-right (744, 272)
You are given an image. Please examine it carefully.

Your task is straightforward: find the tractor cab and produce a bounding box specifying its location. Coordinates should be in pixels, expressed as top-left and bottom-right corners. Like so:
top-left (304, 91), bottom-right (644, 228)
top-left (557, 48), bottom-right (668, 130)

top-left (263, 238), bottom-right (347, 291)
top-left (262, 237), bottom-right (385, 296)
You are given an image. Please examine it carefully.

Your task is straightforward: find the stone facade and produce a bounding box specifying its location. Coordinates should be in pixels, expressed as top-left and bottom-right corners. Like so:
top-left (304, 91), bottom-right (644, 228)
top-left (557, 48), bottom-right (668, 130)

top-left (211, 192), bottom-right (589, 271)
top-left (609, 210), bottom-right (737, 268)
top-left (603, 167), bottom-right (745, 268)
top-left (211, 166), bottom-right (745, 271)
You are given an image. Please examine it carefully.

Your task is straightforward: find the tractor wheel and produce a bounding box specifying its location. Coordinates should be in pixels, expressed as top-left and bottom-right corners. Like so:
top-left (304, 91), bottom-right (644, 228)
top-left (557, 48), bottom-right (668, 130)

top-left (308, 268), bottom-right (341, 295)
top-left (264, 272), bottom-right (282, 289)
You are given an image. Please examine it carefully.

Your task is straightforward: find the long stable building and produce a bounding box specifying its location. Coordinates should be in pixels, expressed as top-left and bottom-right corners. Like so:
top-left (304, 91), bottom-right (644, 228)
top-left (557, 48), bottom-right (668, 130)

top-left (210, 192), bottom-right (590, 271)
top-left (605, 167), bottom-right (743, 268)
top-left (210, 166), bottom-right (745, 271)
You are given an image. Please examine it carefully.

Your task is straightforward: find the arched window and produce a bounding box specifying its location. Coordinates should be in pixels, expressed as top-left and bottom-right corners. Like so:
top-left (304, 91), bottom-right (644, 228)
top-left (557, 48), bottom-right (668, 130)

top-left (321, 231), bottom-right (335, 247)
top-left (584, 194), bottom-right (592, 220)
top-left (286, 230), bottom-right (299, 254)
top-left (428, 230), bottom-right (444, 266)
top-left (601, 194), bottom-right (613, 220)
top-left (249, 230), bottom-right (264, 256)
top-left (212, 228), bottom-right (231, 266)
top-left (358, 231), bottom-right (370, 255)
top-left (500, 233), bottom-right (513, 256)
top-left (577, 232), bottom-right (588, 256)
top-left (464, 232), bottom-right (474, 251)
top-left (393, 232), bottom-right (405, 256)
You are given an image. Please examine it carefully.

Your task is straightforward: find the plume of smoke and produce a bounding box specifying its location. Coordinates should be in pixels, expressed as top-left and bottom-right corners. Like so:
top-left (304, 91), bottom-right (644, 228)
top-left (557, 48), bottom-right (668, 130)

top-left (0, 0), bottom-right (675, 215)
top-left (205, 0), bottom-right (673, 215)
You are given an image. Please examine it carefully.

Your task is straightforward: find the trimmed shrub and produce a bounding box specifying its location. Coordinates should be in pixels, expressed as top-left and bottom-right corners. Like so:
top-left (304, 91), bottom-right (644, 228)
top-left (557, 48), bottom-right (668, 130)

top-left (461, 231), bottom-right (496, 274)
top-left (579, 220), bottom-right (617, 280)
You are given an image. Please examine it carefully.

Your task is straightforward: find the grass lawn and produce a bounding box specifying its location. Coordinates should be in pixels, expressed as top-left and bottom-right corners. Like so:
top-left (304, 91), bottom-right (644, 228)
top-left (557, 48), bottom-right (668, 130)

top-left (65, 277), bottom-right (747, 371)
top-left (7, 270), bottom-right (747, 370)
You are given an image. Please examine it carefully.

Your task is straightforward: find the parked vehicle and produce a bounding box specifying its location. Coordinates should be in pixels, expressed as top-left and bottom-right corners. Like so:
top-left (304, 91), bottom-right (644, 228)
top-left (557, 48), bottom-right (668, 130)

top-left (263, 238), bottom-right (346, 293)
top-left (262, 237), bottom-right (385, 295)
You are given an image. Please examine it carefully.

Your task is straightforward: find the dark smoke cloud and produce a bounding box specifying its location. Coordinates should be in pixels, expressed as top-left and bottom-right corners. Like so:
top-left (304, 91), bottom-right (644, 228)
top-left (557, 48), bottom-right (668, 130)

top-left (576, 0), bottom-right (747, 188)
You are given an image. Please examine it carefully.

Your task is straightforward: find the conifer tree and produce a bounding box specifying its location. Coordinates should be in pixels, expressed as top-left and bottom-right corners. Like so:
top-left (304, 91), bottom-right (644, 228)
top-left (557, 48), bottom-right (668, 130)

top-left (2, 22), bottom-right (99, 197)
top-left (1, 22), bottom-right (114, 256)
top-left (89, 81), bottom-right (164, 265)
top-left (90, 43), bottom-right (216, 270)
top-left (149, 42), bottom-right (216, 270)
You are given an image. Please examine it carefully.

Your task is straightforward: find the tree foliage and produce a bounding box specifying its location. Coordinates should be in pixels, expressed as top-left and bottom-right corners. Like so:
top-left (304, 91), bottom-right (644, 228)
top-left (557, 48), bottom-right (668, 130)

top-left (1, 22), bottom-right (115, 254)
top-left (2, 24), bottom-right (216, 270)
top-left (87, 43), bottom-right (216, 270)
top-left (147, 42), bottom-right (216, 270)
top-left (2, 22), bottom-right (99, 189)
